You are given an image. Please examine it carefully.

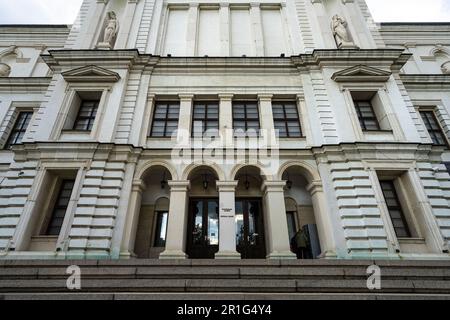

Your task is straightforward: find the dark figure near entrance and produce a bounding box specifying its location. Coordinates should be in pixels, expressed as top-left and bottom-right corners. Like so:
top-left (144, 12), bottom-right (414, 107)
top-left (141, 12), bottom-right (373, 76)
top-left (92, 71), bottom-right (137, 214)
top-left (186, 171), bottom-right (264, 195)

top-left (290, 228), bottom-right (312, 259)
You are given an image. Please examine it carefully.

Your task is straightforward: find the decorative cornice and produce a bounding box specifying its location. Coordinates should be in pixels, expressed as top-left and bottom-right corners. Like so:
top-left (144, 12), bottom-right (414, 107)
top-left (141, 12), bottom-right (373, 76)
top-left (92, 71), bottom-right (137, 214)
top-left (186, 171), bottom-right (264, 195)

top-left (0, 77), bottom-right (51, 92)
top-left (41, 49), bottom-right (411, 73)
top-left (400, 74), bottom-right (450, 90)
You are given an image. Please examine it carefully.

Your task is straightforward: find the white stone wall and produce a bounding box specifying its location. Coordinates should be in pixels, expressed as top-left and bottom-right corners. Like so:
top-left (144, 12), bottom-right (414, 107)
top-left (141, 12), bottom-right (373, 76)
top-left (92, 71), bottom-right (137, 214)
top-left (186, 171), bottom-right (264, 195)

top-left (0, 1), bottom-right (449, 260)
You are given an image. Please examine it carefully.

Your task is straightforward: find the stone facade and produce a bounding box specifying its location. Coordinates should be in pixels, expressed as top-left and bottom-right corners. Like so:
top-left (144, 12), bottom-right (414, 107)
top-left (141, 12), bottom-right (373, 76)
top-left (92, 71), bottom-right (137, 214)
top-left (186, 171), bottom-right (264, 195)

top-left (0, 0), bottom-right (449, 262)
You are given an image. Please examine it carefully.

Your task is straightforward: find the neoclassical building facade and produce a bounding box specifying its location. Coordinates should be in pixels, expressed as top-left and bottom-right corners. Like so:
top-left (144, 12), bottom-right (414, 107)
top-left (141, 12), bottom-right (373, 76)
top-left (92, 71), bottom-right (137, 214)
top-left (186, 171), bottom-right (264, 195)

top-left (0, 0), bottom-right (449, 262)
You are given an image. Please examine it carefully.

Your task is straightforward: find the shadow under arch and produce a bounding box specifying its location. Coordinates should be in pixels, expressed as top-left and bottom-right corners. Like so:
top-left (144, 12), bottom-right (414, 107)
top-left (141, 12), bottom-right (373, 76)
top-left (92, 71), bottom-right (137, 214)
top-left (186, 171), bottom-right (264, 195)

top-left (135, 160), bottom-right (178, 182)
top-left (182, 162), bottom-right (225, 181)
top-left (277, 160), bottom-right (321, 184)
top-left (230, 163), bottom-right (274, 181)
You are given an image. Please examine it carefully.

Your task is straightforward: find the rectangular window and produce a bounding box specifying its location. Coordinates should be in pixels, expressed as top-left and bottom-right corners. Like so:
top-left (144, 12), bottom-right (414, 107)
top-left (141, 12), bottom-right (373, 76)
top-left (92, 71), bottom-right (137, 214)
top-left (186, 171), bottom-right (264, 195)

top-left (73, 100), bottom-right (99, 131)
top-left (44, 179), bottom-right (75, 236)
top-left (233, 102), bottom-right (260, 136)
top-left (420, 110), bottom-right (448, 146)
top-left (154, 211), bottom-right (168, 247)
top-left (4, 111), bottom-right (33, 149)
top-left (192, 102), bottom-right (219, 137)
top-left (380, 180), bottom-right (411, 238)
top-left (272, 102), bottom-right (302, 138)
top-left (353, 100), bottom-right (381, 131)
top-left (150, 102), bottom-right (180, 137)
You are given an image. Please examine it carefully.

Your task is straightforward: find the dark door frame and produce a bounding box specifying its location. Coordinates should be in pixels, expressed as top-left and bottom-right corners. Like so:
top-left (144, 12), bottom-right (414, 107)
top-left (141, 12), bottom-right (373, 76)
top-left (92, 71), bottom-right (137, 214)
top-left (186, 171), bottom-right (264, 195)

top-left (235, 198), bottom-right (266, 259)
top-left (186, 198), bottom-right (220, 259)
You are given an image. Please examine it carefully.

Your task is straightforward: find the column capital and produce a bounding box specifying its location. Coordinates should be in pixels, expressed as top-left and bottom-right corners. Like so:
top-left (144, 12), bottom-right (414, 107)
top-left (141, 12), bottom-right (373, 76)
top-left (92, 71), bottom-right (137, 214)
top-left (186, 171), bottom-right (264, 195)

top-left (178, 94), bottom-right (194, 101)
top-left (218, 93), bottom-right (234, 100)
top-left (306, 180), bottom-right (323, 195)
top-left (132, 180), bottom-right (146, 193)
top-left (261, 180), bottom-right (286, 192)
top-left (216, 181), bottom-right (239, 192)
top-left (168, 180), bottom-right (190, 192)
top-left (258, 94), bottom-right (273, 102)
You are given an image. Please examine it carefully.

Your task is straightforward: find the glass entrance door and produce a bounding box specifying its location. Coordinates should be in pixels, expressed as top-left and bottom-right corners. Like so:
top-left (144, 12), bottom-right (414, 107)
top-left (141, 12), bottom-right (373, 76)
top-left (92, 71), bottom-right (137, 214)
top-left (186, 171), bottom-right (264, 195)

top-left (235, 199), bottom-right (266, 259)
top-left (187, 199), bottom-right (219, 259)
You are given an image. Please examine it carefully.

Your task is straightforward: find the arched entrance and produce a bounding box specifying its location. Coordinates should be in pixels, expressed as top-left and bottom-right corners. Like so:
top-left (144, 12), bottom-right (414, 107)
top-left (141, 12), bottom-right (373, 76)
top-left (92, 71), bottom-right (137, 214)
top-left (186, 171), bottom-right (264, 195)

top-left (133, 165), bottom-right (172, 258)
top-left (280, 163), bottom-right (336, 259)
top-left (233, 165), bottom-right (266, 259)
top-left (185, 166), bottom-right (220, 259)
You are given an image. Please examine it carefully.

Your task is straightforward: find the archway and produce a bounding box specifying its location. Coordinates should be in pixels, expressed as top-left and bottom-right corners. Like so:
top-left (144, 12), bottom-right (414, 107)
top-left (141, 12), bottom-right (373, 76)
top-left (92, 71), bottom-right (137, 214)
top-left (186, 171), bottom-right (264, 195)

top-left (133, 165), bottom-right (172, 258)
top-left (121, 164), bottom-right (174, 259)
top-left (233, 165), bottom-right (267, 259)
top-left (185, 165), bottom-right (220, 259)
top-left (280, 163), bottom-right (335, 259)
top-left (282, 166), bottom-right (320, 259)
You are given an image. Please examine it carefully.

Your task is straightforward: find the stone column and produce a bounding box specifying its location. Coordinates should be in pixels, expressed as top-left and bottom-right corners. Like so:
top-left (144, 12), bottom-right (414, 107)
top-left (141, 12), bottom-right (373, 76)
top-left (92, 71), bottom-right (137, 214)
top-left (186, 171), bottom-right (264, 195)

top-left (219, 3), bottom-right (230, 56)
top-left (215, 181), bottom-right (241, 259)
top-left (258, 94), bottom-right (276, 147)
top-left (186, 3), bottom-right (199, 55)
top-left (159, 181), bottom-right (190, 259)
top-left (177, 94), bottom-right (194, 146)
top-left (262, 181), bottom-right (296, 259)
top-left (307, 180), bottom-right (337, 258)
top-left (120, 179), bottom-right (145, 258)
top-left (250, 3), bottom-right (264, 56)
top-left (219, 94), bottom-right (234, 147)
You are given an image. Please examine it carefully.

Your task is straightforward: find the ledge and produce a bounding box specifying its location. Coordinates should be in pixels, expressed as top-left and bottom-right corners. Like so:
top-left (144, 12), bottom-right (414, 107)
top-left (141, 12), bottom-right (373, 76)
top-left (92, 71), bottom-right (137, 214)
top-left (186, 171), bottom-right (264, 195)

top-left (0, 77), bottom-right (52, 92)
top-left (400, 74), bottom-right (450, 90)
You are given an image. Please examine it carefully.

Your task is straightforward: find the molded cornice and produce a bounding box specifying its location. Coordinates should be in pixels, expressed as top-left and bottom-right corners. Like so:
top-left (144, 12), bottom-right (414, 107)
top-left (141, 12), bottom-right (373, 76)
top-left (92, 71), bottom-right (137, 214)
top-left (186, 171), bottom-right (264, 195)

top-left (400, 74), bottom-right (450, 90)
top-left (41, 49), bottom-right (411, 73)
top-left (0, 77), bottom-right (51, 93)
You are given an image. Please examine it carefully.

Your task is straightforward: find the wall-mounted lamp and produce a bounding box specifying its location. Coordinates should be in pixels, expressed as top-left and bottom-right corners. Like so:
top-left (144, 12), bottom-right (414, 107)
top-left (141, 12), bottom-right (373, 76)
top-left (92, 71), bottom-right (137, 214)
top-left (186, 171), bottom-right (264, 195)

top-left (203, 173), bottom-right (209, 190)
top-left (245, 173), bottom-right (250, 190)
top-left (286, 173), bottom-right (293, 190)
top-left (160, 171), bottom-right (167, 190)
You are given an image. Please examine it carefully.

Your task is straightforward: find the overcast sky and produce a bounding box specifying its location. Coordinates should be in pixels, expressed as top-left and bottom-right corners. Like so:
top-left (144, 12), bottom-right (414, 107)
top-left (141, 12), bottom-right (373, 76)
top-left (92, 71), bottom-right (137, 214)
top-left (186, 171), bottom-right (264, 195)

top-left (0, 0), bottom-right (449, 24)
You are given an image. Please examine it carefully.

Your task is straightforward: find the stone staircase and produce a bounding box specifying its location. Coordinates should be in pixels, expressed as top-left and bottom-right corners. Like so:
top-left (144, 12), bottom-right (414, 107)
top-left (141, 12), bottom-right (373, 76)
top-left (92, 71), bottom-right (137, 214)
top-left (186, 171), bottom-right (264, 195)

top-left (0, 259), bottom-right (450, 300)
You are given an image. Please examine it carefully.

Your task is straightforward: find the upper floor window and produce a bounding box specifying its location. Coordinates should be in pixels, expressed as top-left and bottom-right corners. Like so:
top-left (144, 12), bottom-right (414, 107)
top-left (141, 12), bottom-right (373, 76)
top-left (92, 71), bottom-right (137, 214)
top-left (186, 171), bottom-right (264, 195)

top-left (61, 91), bottom-right (102, 134)
top-left (379, 180), bottom-right (411, 238)
top-left (272, 102), bottom-right (302, 138)
top-left (44, 179), bottom-right (75, 236)
top-left (419, 110), bottom-right (448, 146)
top-left (353, 100), bottom-right (380, 131)
top-left (73, 100), bottom-right (99, 131)
top-left (233, 102), bottom-right (260, 136)
top-left (192, 102), bottom-right (219, 137)
top-left (4, 111), bottom-right (33, 149)
top-left (150, 102), bottom-right (180, 138)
